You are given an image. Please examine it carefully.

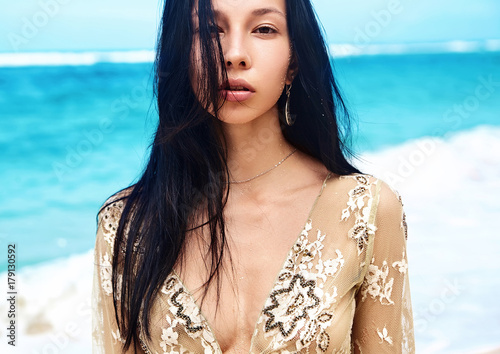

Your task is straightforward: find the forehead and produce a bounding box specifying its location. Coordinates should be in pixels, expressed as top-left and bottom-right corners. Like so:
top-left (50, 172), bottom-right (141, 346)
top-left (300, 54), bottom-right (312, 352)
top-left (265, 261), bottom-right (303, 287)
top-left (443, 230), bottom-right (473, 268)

top-left (194, 0), bottom-right (287, 19)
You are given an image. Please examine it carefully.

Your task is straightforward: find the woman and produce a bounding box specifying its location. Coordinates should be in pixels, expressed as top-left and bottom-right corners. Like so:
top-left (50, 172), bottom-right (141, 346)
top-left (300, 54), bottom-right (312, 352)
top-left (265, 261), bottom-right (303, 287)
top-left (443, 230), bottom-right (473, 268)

top-left (92, 0), bottom-right (415, 352)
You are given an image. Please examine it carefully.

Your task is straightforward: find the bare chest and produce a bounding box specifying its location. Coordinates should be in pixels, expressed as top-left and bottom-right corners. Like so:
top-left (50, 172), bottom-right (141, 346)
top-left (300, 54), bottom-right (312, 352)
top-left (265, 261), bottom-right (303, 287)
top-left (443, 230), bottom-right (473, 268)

top-left (177, 195), bottom-right (319, 352)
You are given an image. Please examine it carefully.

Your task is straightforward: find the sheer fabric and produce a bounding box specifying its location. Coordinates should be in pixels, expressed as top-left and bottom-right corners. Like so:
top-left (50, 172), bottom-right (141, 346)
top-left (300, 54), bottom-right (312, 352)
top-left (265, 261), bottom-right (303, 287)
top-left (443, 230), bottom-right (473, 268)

top-left (92, 173), bottom-right (415, 353)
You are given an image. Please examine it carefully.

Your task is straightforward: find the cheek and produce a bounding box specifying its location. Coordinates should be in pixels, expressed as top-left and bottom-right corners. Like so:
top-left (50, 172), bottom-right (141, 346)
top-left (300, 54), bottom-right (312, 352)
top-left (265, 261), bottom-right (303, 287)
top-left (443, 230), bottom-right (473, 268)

top-left (260, 49), bottom-right (292, 101)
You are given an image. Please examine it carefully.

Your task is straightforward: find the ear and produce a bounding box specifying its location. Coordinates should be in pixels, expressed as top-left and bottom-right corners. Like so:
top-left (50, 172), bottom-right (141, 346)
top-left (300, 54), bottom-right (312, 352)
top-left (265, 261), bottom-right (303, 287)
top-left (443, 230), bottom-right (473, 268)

top-left (286, 52), bottom-right (299, 85)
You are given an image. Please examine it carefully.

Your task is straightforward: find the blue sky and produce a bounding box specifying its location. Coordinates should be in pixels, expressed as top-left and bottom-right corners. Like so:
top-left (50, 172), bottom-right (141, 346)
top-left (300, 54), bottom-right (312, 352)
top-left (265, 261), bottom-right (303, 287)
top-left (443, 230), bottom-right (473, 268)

top-left (0, 0), bottom-right (499, 52)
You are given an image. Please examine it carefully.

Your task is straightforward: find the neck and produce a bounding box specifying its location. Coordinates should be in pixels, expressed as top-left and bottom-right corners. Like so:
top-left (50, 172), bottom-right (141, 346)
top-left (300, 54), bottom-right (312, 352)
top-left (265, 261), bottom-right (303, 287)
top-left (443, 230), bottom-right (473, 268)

top-left (219, 111), bottom-right (296, 186)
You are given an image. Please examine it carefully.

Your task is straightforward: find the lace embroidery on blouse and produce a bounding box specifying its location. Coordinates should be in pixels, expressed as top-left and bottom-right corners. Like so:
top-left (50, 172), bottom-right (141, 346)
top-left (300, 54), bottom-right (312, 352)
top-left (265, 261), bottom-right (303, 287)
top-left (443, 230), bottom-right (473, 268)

top-left (393, 252), bottom-right (408, 274)
top-left (101, 200), bottom-right (124, 255)
top-left (93, 174), bottom-right (415, 353)
top-left (360, 257), bottom-right (395, 305)
top-left (377, 326), bottom-right (393, 345)
top-left (99, 202), bottom-right (125, 301)
top-left (155, 276), bottom-right (220, 353)
top-left (256, 220), bottom-right (343, 352)
top-left (94, 199), bottom-right (128, 349)
top-left (341, 175), bottom-right (378, 255)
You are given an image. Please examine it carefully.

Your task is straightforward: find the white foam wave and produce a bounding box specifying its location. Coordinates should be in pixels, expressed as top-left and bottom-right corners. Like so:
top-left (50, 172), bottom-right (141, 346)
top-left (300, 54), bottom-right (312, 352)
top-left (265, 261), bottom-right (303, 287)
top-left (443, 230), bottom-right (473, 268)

top-left (1, 125), bottom-right (499, 352)
top-left (0, 250), bottom-right (94, 353)
top-left (330, 39), bottom-right (500, 58)
top-left (355, 125), bottom-right (500, 352)
top-left (0, 50), bottom-right (155, 67)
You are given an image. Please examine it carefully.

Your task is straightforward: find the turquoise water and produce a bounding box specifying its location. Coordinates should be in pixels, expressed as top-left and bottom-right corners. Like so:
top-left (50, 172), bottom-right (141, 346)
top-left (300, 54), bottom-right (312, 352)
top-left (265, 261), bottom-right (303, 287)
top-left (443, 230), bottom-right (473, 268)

top-left (0, 52), bottom-right (499, 270)
top-left (336, 52), bottom-right (500, 150)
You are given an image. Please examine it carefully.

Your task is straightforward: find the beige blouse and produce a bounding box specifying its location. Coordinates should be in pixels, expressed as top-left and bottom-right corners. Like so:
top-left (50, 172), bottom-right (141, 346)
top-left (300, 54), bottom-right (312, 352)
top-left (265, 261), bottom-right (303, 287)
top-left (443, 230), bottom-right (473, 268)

top-left (92, 173), bottom-right (415, 353)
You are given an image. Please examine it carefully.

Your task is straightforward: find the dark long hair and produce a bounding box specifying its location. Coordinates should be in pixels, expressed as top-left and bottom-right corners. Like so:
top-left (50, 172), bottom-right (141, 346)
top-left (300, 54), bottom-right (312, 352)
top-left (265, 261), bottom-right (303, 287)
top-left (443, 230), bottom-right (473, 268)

top-left (106, 0), bottom-right (360, 351)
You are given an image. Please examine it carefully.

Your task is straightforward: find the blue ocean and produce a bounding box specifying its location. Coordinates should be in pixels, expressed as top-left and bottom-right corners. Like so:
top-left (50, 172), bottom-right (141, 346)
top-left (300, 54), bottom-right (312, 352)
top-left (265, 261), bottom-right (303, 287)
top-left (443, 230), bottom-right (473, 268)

top-left (0, 51), bottom-right (499, 270)
top-left (0, 50), bottom-right (499, 353)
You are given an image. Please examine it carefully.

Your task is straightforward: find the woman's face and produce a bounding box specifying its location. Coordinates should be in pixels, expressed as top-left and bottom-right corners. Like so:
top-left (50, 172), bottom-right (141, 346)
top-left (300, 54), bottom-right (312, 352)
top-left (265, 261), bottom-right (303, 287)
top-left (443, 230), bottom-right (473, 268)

top-left (191, 0), bottom-right (295, 124)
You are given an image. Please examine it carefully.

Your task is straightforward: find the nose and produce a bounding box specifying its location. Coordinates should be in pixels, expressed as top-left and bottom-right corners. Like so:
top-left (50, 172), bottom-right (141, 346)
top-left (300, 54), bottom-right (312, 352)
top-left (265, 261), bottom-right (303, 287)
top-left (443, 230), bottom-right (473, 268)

top-left (223, 32), bottom-right (251, 69)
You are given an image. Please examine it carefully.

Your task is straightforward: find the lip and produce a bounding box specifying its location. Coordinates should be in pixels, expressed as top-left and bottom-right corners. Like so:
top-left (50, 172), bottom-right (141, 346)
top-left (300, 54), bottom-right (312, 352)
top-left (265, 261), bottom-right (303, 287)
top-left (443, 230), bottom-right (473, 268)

top-left (219, 78), bottom-right (256, 102)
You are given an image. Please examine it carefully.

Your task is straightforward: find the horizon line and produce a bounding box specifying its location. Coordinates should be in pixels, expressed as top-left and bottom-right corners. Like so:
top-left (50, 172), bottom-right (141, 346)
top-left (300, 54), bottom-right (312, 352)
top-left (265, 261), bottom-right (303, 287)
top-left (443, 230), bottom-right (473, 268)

top-left (0, 39), bottom-right (499, 67)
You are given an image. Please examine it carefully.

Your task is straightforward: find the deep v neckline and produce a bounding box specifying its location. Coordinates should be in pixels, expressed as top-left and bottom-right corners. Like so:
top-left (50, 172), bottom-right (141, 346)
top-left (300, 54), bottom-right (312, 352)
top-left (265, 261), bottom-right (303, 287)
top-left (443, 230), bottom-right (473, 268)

top-left (171, 171), bottom-right (332, 353)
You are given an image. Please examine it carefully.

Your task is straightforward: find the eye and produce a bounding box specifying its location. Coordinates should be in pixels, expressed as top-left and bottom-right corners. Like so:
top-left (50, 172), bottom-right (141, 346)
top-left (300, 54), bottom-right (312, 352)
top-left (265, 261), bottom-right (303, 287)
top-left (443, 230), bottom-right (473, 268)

top-left (254, 26), bottom-right (278, 35)
top-left (210, 25), bottom-right (224, 36)
top-left (194, 25), bottom-right (223, 37)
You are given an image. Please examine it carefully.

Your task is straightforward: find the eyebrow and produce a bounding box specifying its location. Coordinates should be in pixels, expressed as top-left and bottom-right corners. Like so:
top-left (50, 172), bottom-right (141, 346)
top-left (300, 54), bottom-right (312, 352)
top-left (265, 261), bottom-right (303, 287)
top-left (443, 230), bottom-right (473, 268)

top-left (251, 7), bottom-right (286, 18)
top-left (213, 7), bottom-right (286, 20)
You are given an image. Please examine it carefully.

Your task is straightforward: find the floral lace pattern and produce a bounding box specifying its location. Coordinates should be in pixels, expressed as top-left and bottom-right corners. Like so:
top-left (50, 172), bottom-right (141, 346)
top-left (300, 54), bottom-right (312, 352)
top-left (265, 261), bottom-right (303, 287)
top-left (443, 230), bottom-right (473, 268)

top-left (393, 252), bottom-right (409, 274)
top-left (151, 276), bottom-right (219, 353)
top-left (92, 174), bottom-right (415, 353)
top-left (341, 175), bottom-right (378, 254)
top-left (255, 219), bottom-right (344, 352)
top-left (360, 257), bottom-right (395, 305)
top-left (97, 202), bottom-right (124, 300)
top-left (101, 200), bottom-right (124, 255)
top-left (93, 197), bottom-right (128, 351)
top-left (377, 326), bottom-right (393, 345)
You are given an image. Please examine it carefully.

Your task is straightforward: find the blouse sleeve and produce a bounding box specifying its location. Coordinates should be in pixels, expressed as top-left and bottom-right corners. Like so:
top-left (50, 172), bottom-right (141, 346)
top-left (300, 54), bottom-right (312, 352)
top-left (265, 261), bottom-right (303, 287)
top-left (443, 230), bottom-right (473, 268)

top-left (92, 197), bottom-right (144, 353)
top-left (351, 182), bottom-right (415, 353)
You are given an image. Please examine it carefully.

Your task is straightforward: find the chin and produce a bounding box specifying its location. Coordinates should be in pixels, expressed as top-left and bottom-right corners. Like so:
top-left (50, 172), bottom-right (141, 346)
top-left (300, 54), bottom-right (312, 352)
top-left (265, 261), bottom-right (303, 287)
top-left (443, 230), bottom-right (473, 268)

top-left (218, 106), bottom-right (278, 125)
top-left (218, 116), bottom-right (255, 125)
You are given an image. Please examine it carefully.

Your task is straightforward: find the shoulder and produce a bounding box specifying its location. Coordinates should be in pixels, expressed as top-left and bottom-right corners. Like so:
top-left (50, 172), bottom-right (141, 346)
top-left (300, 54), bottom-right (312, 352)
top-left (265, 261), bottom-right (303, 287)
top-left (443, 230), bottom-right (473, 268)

top-left (329, 173), bottom-right (405, 229)
top-left (332, 173), bottom-right (408, 253)
top-left (97, 186), bottom-right (134, 228)
top-left (95, 186), bottom-right (135, 260)
top-left (374, 178), bottom-right (405, 221)
top-left (341, 173), bottom-right (408, 244)
top-left (332, 173), bottom-right (403, 208)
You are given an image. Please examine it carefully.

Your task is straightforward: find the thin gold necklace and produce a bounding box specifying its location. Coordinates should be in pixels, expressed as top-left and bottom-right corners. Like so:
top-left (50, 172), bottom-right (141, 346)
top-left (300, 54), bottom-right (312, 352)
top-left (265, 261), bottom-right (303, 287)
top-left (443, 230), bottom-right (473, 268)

top-left (228, 149), bottom-right (297, 184)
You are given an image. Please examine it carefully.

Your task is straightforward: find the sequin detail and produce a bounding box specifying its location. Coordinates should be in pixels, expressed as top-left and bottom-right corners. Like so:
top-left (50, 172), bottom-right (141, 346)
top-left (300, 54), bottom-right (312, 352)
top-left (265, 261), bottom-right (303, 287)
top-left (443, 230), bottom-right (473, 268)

top-left (171, 288), bottom-right (204, 333)
top-left (263, 274), bottom-right (320, 336)
top-left (256, 219), bottom-right (342, 352)
top-left (398, 195), bottom-right (409, 240)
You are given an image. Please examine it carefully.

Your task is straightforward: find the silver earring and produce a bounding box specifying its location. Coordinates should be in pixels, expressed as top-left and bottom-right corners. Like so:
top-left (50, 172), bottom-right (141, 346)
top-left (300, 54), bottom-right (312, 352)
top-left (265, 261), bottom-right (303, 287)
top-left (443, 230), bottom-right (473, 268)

top-left (285, 83), bottom-right (295, 126)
